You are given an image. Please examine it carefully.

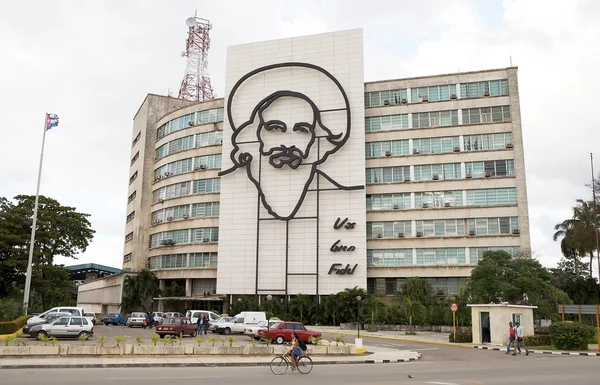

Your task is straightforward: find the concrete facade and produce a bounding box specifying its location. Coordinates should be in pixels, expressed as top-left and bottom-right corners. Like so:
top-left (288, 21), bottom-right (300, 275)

top-left (468, 304), bottom-right (536, 346)
top-left (78, 29), bottom-right (531, 312)
top-left (77, 273), bottom-right (126, 314)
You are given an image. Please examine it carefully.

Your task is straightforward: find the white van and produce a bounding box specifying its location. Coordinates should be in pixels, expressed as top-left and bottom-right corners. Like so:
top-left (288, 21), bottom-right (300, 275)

top-left (185, 310), bottom-right (220, 325)
top-left (27, 307), bottom-right (85, 325)
top-left (215, 312), bottom-right (266, 335)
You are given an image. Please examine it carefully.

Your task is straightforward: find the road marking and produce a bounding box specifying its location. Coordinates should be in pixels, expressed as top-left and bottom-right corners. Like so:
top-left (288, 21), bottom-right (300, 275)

top-left (411, 348), bottom-right (438, 351)
top-left (426, 382), bottom-right (460, 385)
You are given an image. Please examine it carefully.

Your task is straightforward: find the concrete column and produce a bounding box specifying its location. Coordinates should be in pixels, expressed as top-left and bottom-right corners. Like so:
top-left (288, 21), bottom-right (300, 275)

top-left (186, 278), bottom-right (192, 297)
top-left (158, 280), bottom-right (166, 312)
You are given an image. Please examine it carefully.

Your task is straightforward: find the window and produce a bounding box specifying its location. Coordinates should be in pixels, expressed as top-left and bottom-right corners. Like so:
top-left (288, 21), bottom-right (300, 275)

top-left (460, 79), bottom-right (509, 99)
top-left (196, 130), bottom-right (223, 147)
top-left (367, 249), bottom-right (413, 266)
top-left (125, 232), bottom-right (133, 242)
top-left (367, 221), bottom-right (412, 238)
top-left (154, 158), bottom-right (194, 179)
top-left (193, 154), bottom-right (221, 170)
top-left (70, 317), bottom-right (82, 326)
top-left (365, 114), bottom-right (409, 132)
top-left (156, 108), bottom-right (224, 141)
top-left (416, 248), bottom-right (466, 265)
top-left (153, 181), bottom-right (192, 203)
top-left (365, 140), bottom-right (409, 158)
top-left (427, 277), bottom-right (469, 295)
top-left (197, 108), bottom-right (224, 124)
top-left (129, 171), bottom-right (138, 185)
top-left (462, 106), bottom-right (511, 124)
top-left (463, 133), bottom-right (513, 151)
top-left (149, 229), bottom-right (191, 248)
top-left (192, 178), bottom-right (221, 194)
top-left (54, 318), bottom-right (69, 326)
top-left (413, 110), bottom-right (459, 128)
top-left (415, 219), bottom-right (465, 237)
top-left (366, 166), bottom-right (410, 184)
top-left (191, 227), bottom-right (219, 242)
top-left (191, 202), bottom-right (220, 218)
top-left (366, 193), bottom-right (411, 210)
top-left (189, 252), bottom-right (218, 268)
top-left (132, 132), bottom-right (141, 147)
top-left (412, 136), bottom-right (460, 155)
top-left (466, 188), bottom-right (517, 207)
top-left (126, 211), bottom-right (135, 223)
top-left (466, 217), bottom-right (519, 235)
top-left (131, 151), bottom-right (139, 166)
top-left (124, 253), bottom-right (132, 262)
top-left (128, 191), bottom-right (136, 203)
top-left (414, 190), bottom-right (463, 208)
top-left (364, 89), bottom-right (408, 107)
top-left (469, 246), bottom-right (521, 264)
top-left (411, 84), bottom-right (456, 102)
top-left (159, 204), bottom-right (191, 221)
top-left (465, 160), bottom-right (515, 178)
top-left (413, 163), bottom-right (461, 181)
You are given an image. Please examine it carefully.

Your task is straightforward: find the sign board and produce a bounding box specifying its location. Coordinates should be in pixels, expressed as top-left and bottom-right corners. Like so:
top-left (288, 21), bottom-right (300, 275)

top-left (451, 303), bottom-right (458, 312)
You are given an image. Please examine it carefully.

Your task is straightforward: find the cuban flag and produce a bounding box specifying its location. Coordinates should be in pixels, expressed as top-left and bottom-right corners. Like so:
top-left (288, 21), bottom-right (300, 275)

top-left (45, 113), bottom-right (59, 131)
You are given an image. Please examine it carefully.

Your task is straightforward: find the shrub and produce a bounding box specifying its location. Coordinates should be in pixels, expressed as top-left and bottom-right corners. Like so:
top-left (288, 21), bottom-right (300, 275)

top-left (549, 322), bottom-right (589, 350)
top-left (523, 334), bottom-right (551, 347)
top-left (448, 331), bottom-right (472, 343)
top-left (0, 315), bottom-right (32, 335)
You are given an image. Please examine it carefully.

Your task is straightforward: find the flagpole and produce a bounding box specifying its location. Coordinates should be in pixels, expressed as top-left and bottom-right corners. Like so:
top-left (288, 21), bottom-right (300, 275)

top-left (22, 114), bottom-right (48, 315)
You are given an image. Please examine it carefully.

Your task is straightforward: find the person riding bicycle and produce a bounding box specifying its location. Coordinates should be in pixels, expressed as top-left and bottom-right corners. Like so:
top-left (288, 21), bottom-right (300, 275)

top-left (287, 333), bottom-right (304, 371)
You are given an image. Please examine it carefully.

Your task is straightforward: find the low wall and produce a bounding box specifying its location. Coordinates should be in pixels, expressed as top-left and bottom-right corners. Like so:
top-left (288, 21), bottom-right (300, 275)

top-left (340, 323), bottom-right (471, 333)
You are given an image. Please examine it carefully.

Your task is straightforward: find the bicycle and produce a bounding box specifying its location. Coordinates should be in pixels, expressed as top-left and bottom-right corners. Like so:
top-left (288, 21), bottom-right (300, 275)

top-left (270, 350), bottom-right (313, 375)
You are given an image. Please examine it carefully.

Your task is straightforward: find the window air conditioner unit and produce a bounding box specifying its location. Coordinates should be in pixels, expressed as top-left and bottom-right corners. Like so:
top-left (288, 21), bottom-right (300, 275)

top-left (421, 96), bottom-right (429, 102)
top-left (183, 215), bottom-right (189, 219)
top-left (159, 198), bottom-right (164, 203)
top-left (219, 139), bottom-right (223, 144)
top-left (397, 232), bottom-right (405, 238)
top-left (376, 233), bottom-right (383, 239)
top-left (383, 99), bottom-right (390, 106)
top-left (484, 90), bottom-right (490, 97)
top-left (161, 239), bottom-right (174, 246)
top-left (202, 238), bottom-right (210, 242)
top-left (401, 98), bottom-right (408, 104)
top-left (167, 217), bottom-right (174, 222)
top-left (505, 143), bottom-right (514, 149)
top-left (466, 173), bottom-right (473, 179)
top-left (404, 176), bottom-right (411, 182)
top-left (195, 166), bottom-right (202, 170)
top-left (453, 146), bottom-right (461, 152)
top-left (416, 231), bottom-right (424, 237)
top-left (156, 219), bottom-right (163, 223)
top-left (199, 165), bottom-right (207, 170)
top-left (469, 230), bottom-right (476, 236)
top-left (485, 171), bottom-right (492, 177)
top-left (189, 121), bottom-right (195, 126)
top-left (422, 203), bottom-right (429, 208)
top-left (393, 204), bottom-right (399, 209)
top-left (432, 174), bottom-right (440, 180)
top-left (385, 150), bottom-right (392, 157)
top-left (413, 149), bottom-right (420, 155)
top-left (450, 93), bottom-right (457, 99)
top-left (512, 228), bottom-right (520, 235)
top-left (444, 202), bottom-right (451, 208)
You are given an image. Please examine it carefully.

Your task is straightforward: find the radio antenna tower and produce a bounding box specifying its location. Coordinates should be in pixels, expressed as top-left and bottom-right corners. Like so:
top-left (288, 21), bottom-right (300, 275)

top-left (178, 13), bottom-right (214, 102)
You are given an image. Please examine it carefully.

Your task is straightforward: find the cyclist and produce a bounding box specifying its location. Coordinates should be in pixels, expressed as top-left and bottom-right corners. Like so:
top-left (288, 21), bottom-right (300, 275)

top-left (287, 333), bottom-right (303, 371)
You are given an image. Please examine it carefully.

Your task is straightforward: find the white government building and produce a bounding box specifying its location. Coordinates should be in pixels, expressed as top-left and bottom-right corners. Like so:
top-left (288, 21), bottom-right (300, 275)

top-left (77, 29), bottom-right (530, 314)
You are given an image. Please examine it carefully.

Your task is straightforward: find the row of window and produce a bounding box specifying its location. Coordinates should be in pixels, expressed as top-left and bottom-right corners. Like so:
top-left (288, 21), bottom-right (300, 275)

top-left (152, 178), bottom-right (221, 203)
top-left (156, 131), bottom-right (223, 161)
top-left (154, 154), bottom-right (221, 180)
top-left (366, 245), bottom-right (520, 267)
top-left (364, 105), bottom-right (511, 133)
top-left (367, 217), bottom-right (519, 238)
top-left (368, 277), bottom-right (470, 296)
top-left (151, 202), bottom-right (220, 223)
top-left (365, 132), bottom-right (513, 158)
top-left (147, 252), bottom-right (217, 270)
top-left (366, 160), bottom-right (515, 184)
top-left (364, 79), bottom-right (509, 108)
top-left (367, 188), bottom-right (517, 210)
top-left (157, 108), bottom-right (224, 140)
top-left (149, 227), bottom-right (219, 248)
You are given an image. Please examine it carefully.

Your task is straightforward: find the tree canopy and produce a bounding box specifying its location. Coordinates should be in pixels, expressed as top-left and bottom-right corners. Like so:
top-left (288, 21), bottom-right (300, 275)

top-left (120, 269), bottom-right (160, 314)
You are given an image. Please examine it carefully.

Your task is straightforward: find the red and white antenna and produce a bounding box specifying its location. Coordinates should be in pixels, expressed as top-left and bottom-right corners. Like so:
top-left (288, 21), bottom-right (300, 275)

top-left (178, 13), bottom-right (214, 102)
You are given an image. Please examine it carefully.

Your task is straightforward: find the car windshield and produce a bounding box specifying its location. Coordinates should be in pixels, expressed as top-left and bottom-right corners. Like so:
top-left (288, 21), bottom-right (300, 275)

top-left (132, 313), bottom-right (146, 317)
top-left (107, 313), bottom-right (118, 317)
top-left (84, 313), bottom-right (95, 317)
top-left (44, 316), bottom-right (61, 323)
top-left (270, 322), bottom-right (281, 329)
top-left (164, 318), bottom-right (181, 325)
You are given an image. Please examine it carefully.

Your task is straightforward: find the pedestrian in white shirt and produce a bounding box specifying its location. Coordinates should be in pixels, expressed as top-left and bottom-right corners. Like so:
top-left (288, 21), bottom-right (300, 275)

top-left (515, 322), bottom-right (529, 355)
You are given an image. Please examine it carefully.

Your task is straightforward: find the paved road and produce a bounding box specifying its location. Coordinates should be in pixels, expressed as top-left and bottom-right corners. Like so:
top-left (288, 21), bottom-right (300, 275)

top-left (4, 357), bottom-right (599, 385)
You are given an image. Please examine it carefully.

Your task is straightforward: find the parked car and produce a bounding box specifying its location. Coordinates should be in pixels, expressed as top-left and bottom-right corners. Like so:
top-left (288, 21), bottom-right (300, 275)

top-left (155, 317), bottom-right (197, 338)
top-left (257, 321), bottom-right (321, 344)
top-left (208, 317), bottom-right (234, 332)
top-left (22, 313), bottom-right (71, 335)
top-left (215, 312), bottom-right (267, 335)
top-left (102, 313), bottom-right (127, 326)
top-left (163, 312), bottom-right (184, 319)
top-left (244, 319), bottom-right (280, 340)
top-left (185, 310), bottom-right (220, 325)
top-left (153, 312), bottom-right (165, 325)
top-left (27, 307), bottom-right (85, 325)
top-left (30, 316), bottom-right (94, 340)
top-left (84, 312), bottom-right (98, 325)
top-left (127, 312), bottom-right (147, 328)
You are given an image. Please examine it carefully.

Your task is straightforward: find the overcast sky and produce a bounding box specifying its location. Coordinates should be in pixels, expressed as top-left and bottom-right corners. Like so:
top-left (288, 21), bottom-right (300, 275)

top-left (1, 0), bottom-right (599, 278)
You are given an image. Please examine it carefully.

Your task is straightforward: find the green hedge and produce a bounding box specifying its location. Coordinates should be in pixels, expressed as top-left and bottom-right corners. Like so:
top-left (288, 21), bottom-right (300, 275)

top-left (523, 334), bottom-right (551, 347)
top-left (448, 331), bottom-right (472, 343)
top-left (0, 315), bottom-right (31, 335)
top-left (549, 322), bottom-right (590, 350)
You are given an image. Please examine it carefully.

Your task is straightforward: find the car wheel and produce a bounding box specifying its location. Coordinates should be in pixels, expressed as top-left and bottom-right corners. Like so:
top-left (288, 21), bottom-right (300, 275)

top-left (179, 331), bottom-right (184, 339)
top-left (276, 336), bottom-right (284, 344)
top-left (223, 328), bottom-right (231, 335)
top-left (159, 334), bottom-right (165, 339)
top-left (79, 331), bottom-right (90, 338)
top-left (104, 323), bottom-right (109, 326)
top-left (113, 322), bottom-right (117, 326)
top-left (191, 331), bottom-right (197, 337)
top-left (36, 331), bottom-right (48, 341)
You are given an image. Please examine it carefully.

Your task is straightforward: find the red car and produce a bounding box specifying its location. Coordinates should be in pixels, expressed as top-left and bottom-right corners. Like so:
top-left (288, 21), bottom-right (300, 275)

top-left (257, 321), bottom-right (321, 344)
top-left (155, 317), bottom-right (197, 338)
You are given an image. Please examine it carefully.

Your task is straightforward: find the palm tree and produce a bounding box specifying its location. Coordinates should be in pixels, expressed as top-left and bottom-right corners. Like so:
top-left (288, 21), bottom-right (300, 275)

top-left (400, 277), bottom-right (434, 305)
top-left (336, 287), bottom-right (369, 323)
top-left (401, 298), bottom-right (427, 331)
top-left (362, 296), bottom-right (386, 327)
top-left (120, 269), bottom-right (160, 313)
top-left (289, 294), bottom-right (314, 324)
top-left (320, 294), bottom-right (343, 326)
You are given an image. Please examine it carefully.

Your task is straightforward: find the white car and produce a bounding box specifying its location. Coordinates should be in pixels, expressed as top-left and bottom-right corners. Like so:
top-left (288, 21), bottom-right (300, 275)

top-left (153, 312), bottom-right (165, 325)
top-left (27, 307), bottom-right (85, 325)
top-left (34, 316), bottom-right (94, 340)
top-left (127, 312), bottom-right (147, 328)
top-left (244, 320), bottom-right (280, 340)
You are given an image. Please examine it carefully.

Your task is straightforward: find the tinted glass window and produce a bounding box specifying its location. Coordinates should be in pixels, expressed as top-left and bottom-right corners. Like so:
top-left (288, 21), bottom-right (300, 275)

top-left (293, 324), bottom-right (306, 331)
top-left (210, 313), bottom-right (219, 320)
top-left (283, 324), bottom-right (295, 330)
top-left (70, 318), bottom-right (83, 326)
top-left (82, 318), bottom-right (89, 326)
top-left (270, 322), bottom-right (281, 329)
top-left (54, 318), bottom-right (69, 326)
top-left (237, 318), bottom-right (244, 323)
top-left (193, 312), bottom-right (201, 318)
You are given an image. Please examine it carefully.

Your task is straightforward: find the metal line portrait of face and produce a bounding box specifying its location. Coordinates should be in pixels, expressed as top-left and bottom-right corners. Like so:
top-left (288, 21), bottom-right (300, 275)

top-left (219, 62), bottom-right (363, 221)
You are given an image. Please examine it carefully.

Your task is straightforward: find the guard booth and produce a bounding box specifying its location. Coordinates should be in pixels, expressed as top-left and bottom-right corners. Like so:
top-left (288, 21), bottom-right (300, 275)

top-left (468, 304), bottom-right (536, 345)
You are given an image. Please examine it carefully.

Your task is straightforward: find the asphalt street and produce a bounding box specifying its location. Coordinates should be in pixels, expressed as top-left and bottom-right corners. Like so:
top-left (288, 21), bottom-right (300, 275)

top-left (3, 356), bottom-right (599, 385)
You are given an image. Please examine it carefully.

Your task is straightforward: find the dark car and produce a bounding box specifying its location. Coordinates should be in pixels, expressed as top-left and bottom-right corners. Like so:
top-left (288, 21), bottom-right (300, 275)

top-left (22, 313), bottom-right (71, 335)
top-left (102, 313), bottom-right (127, 326)
top-left (257, 321), bottom-right (321, 344)
top-left (155, 317), bottom-right (197, 338)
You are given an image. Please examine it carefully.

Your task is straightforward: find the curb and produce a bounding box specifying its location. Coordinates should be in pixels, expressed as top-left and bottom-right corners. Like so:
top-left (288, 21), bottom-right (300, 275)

top-left (321, 330), bottom-right (473, 349)
top-left (473, 345), bottom-right (600, 356)
top-left (0, 328), bottom-right (23, 341)
top-left (0, 355), bottom-right (421, 370)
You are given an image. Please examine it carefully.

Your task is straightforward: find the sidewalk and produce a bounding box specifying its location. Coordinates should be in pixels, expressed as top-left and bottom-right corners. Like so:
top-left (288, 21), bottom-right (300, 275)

top-left (0, 347), bottom-right (421, 369)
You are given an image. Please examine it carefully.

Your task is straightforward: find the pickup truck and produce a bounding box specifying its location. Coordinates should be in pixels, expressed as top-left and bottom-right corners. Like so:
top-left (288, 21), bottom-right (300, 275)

top-left (102, 313), bottom-right (128, 326)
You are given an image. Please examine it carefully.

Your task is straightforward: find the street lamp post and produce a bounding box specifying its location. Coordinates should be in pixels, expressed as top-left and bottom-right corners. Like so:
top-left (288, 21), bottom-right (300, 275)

top-left (356, 296), bottom-right (362, 339)
top-left (266, 294), bottom-right (272, 332)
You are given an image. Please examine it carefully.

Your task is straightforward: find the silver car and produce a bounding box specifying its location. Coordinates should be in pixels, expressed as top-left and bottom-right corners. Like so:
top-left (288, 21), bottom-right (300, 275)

top-left (127, 312), bottom-right (147, 328)
top-left (35, 316), bottom-right (94, 340)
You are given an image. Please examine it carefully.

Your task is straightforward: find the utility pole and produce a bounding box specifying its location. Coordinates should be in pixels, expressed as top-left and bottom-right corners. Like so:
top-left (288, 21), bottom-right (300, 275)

top-left (590, 153), bottom-right (600, 301)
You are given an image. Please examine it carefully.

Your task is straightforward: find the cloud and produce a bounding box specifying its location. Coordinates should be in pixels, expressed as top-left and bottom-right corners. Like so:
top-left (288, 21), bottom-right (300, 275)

top-left (1, 0), bottom-right (599, 279)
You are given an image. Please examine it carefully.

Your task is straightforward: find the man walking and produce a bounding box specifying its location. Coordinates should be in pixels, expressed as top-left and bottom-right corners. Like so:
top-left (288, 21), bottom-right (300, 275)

top-left (197, 315), bottom-right (204, 335)
top-left (515, 322), bottom-right (529, 355)
top-left (506, 322), bottom-right (516, 355)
